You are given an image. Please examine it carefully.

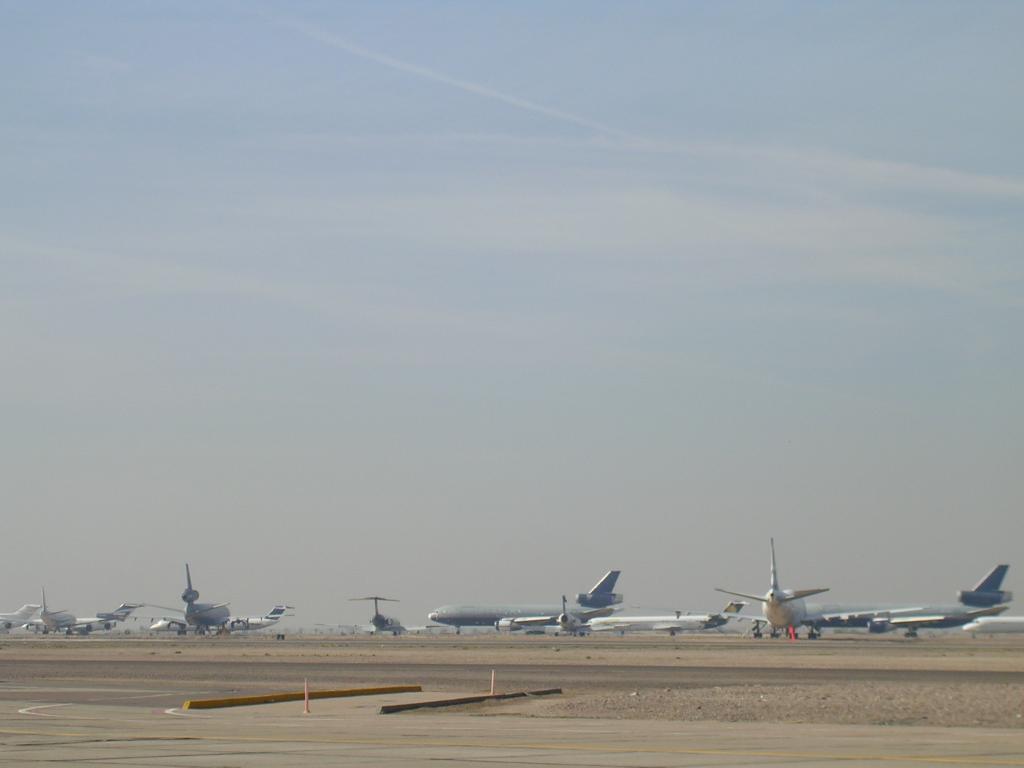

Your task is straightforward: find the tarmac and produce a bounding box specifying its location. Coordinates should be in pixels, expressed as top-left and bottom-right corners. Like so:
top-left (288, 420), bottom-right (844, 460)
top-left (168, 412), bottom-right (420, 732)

top-left (0, 634), bottom-right (1021, 766)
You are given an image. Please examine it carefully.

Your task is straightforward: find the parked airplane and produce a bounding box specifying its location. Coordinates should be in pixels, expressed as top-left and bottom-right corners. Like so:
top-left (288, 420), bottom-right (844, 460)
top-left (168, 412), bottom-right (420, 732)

top-left (150, 604), bottom-right (291, 633)
top-left (496, 595), bottom-right (623, 636)
top-left (427, 570), bottom-right (622, 631)
top-left (811, 563), bottom-right (1011, 637)
top-left (716, 539), bottom-right (829, 638)
top-left (963, 616), bottom-right (1024, 634)
top-left (718, 541), bottom-right (1010, 638)
top-left (25, 589), bottom-right (139, 635)
top-left (587, 601), bottom-right (748, 635)
top-left (0, 604), bottom-right (40, 631)
top-left (351, 596), bottom-right (405, 635)
top-left (149, 565), bottom-right (292, 635)
top-left (147, 564), bottom-right (230, 634)
top-left (227, 604), bottom-right (293, 632)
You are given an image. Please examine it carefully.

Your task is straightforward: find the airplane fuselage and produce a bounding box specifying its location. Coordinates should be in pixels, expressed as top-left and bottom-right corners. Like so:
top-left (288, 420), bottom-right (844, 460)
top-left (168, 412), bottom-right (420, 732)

top-left (186, 603), bottom-right (231, 628)
top-left (763, 592), bottom-right (807, 629)
top-left (588, 613), bottom-right (724, 633)
top-left (963, 616), bottom-right (1024, 634)
top-left (429, 603), bottom-right (585, 628)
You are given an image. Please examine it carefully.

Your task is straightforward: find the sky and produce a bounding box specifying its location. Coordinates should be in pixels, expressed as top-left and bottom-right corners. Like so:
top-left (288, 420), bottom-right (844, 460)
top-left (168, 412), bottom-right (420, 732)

top-left (1, 2), bottom-right (1021, 629)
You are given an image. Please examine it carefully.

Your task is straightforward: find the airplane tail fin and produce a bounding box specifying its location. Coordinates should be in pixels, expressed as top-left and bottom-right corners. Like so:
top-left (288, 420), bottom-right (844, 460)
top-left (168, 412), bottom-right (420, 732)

top-left (974, 565), bottom-right (1009, 592)
top-left (112, 603), bottom-right (141, 620)
top-left (769, 538), bottom-right (779, 592)
top-left (576, 570), bottom-right (623, 608)
top-left (264, 605), bottom-right (292, 620)
top-left (95, 603), bottom-right (141, 622)
top-left (721, 600), bottom-right (747, 614)
top-left (182, 564), bottom-right (199, 604)
top-left (588, 570), bottom-right (621, 595)
top-left (959, 565), bottom-right (1012, 607)
top-left (15, 604), bottom-right (41, 620)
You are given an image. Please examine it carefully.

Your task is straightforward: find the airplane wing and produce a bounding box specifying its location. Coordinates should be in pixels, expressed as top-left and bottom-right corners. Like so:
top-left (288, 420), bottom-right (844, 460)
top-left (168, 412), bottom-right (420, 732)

top-left (715, 588), bottom-right (769, 603)
top-left (146, 604), bottom-right (187, 615)
top-left (192, 602), bottom-right (230, 616)
top-left (779, 588), bottom-right (830, 602)
top-left (649, 620), bottom-right (706, 632)
top-left (508, 605), bottom-right (615, 628)
top-left (886, 605), bottom-right (1009, 629)
top-left (577, 606), bottom-right (616, 620)
top-left (589, 617), bottom-right (645, 632)
top-left (149, 617), bottom-right (190, 632)
top-left (816, 607), bottom-right (927, 625)
top-left (505, 613), bottom-right (558, 627)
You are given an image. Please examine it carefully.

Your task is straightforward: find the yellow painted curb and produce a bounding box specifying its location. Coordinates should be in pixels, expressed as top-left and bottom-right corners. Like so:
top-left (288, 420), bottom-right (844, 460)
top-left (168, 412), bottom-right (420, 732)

top-left (182, 684), bottom-right (421, 710)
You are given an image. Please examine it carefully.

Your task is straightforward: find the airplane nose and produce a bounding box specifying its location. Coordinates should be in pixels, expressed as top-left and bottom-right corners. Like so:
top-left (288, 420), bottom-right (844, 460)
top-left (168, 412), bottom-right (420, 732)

top-left (428, 612), bottom-right (438, 622)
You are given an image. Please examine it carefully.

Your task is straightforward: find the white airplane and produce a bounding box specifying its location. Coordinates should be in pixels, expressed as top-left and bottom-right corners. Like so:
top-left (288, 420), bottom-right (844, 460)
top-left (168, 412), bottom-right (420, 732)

top-left (963, 616), bottom-right (1024, 634)
top-left (500, 596), bottom-right (617, 636)
top-left (350, 596), bottom-right (405, 635)
top-left (149, 604), bottom-right (293, 634)
top-left (0, 604), bottom-right (40, 632)
top-left (716, 539), bottom-right (830, 638)
top-left (25, 589), bottom-right (139, 635)
top-left (587, 601), bottom-right (748, 635)
top-left (717, 540), bottom-right (1008, 639)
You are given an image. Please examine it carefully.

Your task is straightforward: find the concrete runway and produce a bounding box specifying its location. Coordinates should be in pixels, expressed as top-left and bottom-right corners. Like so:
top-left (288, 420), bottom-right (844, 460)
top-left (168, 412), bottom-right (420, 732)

top-left (0, 635), bottom-right (1021, 765)
top-left (3, 684), bottom-right (1024, 766)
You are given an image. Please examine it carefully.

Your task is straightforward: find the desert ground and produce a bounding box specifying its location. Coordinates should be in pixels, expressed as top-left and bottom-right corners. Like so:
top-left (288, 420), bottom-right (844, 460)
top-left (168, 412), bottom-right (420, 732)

top-left (0, 633), bottom-right (1021, 766)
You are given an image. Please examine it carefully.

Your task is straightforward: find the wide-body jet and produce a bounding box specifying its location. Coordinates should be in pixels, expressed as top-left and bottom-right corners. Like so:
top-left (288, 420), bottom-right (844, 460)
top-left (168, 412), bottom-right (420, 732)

top-left (717, 541), bottom-right (1010, 638)
top-left (428, 570), bottom-right (622, 631)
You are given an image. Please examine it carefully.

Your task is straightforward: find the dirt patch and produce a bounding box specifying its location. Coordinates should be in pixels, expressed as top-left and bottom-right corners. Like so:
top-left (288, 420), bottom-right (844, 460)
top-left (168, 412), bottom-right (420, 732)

top-left (500, 682), bottom-right (1024, 728)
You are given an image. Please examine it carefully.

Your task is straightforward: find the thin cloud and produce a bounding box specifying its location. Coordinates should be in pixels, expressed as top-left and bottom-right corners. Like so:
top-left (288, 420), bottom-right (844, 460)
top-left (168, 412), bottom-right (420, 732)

top-left (256, 10), bottom-right (630, 140)
top-left (255, 11), bottom-right (1024, 204)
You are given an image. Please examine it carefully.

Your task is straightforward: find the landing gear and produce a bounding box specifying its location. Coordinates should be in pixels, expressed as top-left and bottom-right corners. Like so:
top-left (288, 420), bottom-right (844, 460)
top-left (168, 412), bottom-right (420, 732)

top-left (807, 627), bottom-right (821, 640)
top-left (770, 628), bottom-right (780, 639)
top-left (904, 628), bottom-right (919, 639)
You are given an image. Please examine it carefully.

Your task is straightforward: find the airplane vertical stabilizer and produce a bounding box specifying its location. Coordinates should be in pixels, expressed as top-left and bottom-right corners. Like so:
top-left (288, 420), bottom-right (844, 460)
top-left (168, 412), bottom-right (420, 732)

top-left (769, 538), bottom-right (780, 593)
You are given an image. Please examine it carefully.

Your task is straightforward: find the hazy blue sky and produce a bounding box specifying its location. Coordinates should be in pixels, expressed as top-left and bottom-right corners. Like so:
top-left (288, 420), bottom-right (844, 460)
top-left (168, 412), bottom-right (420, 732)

top-left (2, 2), bottom-right (1021, 628)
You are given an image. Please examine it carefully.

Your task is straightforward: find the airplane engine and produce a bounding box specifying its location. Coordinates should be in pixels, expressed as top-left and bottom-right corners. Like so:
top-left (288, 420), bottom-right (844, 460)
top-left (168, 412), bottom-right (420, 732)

top-left (868, 618), bottom-right (893, 634)
top-left (2, 622), bottom-right (11, 630)
top-left (958, 589), bottom-right (1013, 607)
top-left (576, 591), bottom-right (623, 608)
top-left (495, 618), bottom-right (523, 632)
top-left (103, 622), bottom-right (113, 630)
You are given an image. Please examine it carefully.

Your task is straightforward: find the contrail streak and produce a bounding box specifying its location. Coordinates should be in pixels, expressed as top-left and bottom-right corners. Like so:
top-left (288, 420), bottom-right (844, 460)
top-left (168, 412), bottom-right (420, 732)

top-left (260, 11), bottom-right (629, 140)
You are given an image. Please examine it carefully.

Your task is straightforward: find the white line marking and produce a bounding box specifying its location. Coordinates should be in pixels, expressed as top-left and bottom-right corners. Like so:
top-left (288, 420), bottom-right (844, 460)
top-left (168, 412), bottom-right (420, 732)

top-left (18, 703), bottom-right (72, 717)
top-left (164, 708), bottom-right (209, 718)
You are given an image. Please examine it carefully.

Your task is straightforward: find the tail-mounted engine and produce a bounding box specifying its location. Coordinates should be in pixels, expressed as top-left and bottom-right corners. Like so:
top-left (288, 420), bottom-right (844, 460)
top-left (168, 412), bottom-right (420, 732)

top-left (958, 589), bottom-right (1012, 607)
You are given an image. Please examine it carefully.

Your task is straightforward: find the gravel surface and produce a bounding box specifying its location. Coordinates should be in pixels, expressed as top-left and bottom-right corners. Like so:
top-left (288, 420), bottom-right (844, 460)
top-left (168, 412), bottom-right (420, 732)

top-left (2, 635), bottom-right (1021, 729)
top-left (502, 682), bottom-right (1024, 728)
